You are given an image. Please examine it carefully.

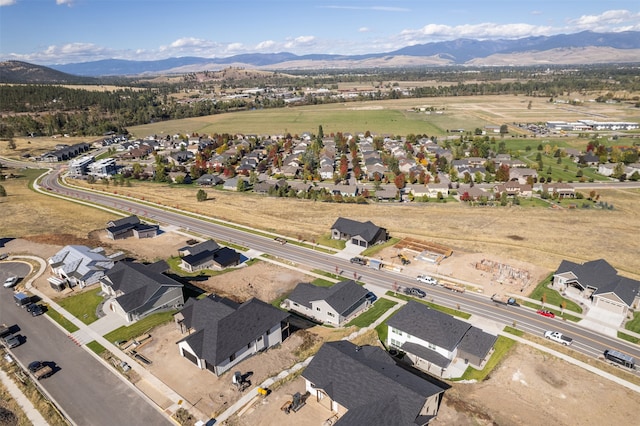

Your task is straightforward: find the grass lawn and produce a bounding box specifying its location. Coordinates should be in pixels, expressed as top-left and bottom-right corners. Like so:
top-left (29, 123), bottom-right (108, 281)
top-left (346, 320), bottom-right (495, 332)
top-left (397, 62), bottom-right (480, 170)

top-left (103, 311), bottom-right (176, 343)
top-left (56, 287), bottom-right (104, 325)
top-left (345, 298), bottom-right (397, 328)
top-left (617, 332), bottom-right (640, 344)
top-left (45, 308), bottom-right (80, 333)
top-left (311, 278), bottom-right (336, 287)
top-left (528, 274), bottom-right (583, 314)
top-left (457, 335), bottom-right (517, 381)
top-left (361, 237), bottom-right (401, 257)
top-left (86, 340), bottom-right (107, 355)
top-left (386, 291), bottom-right (471, 319)
top-left (624, 311), bottom-right (640, 333)
top-left (316, 234), bottom-right (346, 250)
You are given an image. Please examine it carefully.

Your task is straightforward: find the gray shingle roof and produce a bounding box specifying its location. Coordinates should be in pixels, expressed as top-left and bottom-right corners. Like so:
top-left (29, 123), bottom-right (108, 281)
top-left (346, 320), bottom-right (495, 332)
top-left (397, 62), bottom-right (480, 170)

top-left (302, 341), bottom-right (444, 426)
top-left (555, 259), bottom-right (640, 306)
top-left (387, 301), bottom-right (470, 351)
top-left (331, 217), bottom-right (386, 244)
top-left (287, 280), bottom-right (368, 314)
top-left (179, 296), bottom-right (288, 365)
top-left (457, 327), bottom-right (497, 361)
top-left (103, 261), bottom-right (183, 313)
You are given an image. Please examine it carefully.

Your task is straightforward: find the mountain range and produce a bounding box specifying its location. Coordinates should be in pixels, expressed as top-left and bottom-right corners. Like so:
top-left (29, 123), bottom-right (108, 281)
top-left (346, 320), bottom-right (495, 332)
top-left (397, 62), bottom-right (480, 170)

top-left (3, 30), bottom-right (640, 79)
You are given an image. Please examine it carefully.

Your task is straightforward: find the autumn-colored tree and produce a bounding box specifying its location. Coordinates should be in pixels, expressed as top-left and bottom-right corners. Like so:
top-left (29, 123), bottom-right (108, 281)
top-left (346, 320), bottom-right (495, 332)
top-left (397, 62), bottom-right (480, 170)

top-left (394, 173), bottom-right (406, 189)
top-left (495, 164), bottom-right (510, 182)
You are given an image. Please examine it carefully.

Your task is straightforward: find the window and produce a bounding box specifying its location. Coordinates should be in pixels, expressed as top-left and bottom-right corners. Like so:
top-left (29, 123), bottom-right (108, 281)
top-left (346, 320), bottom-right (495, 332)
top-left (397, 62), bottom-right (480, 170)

top-left (316, 307), bottom-right (321, 311)
top-left (230, 354), bottom-right (236, 362)
top-left (328, 312), bottom-right (335, 317)
top-left (248, 343), bottom-right (252, 349)
top-left (257, 336), bottom-right (263, 342)
top-left (428, 343), bottom-right (436, 350)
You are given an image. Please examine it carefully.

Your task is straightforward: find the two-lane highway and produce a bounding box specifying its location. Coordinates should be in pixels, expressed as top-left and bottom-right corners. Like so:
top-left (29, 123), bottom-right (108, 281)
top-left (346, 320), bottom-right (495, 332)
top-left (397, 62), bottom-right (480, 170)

top-left (40, 169), bottom-right (640, 369)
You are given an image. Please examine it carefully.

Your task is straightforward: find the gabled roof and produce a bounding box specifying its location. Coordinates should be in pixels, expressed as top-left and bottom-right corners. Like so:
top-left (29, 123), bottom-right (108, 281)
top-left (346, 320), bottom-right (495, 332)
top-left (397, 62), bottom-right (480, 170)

top-left (179, 297), bottom-right (288, 365)
top-left (457, 327), bottom-right (498, 360)
top-left (184, 240), bottom-right (220, 256)
top-left (102, 261), bottom-right (183, 313)
top-left (302, 341), bottom-right (445, 426)
top-left (331, 217), bottom-right (385, 244)
top-left (287, 280), bottom-right (368, 314)
top-left (555, 259), bottom-right (640, 306)
top-left (387, 301), bottom-right (470, 351)
top-left (49, 245), bottom-right (114, 283)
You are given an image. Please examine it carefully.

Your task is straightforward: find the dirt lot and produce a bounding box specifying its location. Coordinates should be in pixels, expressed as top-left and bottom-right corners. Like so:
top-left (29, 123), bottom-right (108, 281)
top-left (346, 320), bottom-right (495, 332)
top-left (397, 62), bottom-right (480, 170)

top-left (225, 343), bottom-right (640, 426)
top-left (3, 232), bottom-right (638, 425)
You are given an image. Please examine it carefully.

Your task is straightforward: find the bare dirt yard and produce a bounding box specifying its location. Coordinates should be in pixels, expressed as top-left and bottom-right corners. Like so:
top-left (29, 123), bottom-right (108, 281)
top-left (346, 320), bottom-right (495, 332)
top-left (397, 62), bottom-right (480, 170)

top-left (225, 343), bottom-right (640, 426)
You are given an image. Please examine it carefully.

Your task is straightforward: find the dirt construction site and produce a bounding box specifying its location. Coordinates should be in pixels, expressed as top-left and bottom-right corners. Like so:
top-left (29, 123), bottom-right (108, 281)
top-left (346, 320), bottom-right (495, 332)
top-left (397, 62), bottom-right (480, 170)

top-left (3, 232), bottom-right (639, 425)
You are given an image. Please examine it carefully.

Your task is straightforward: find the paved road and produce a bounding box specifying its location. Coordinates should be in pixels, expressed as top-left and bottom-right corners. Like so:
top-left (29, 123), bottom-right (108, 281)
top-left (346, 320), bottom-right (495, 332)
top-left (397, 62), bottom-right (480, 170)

top-left (38, 169), bottom-right (640, 369)
top-left (0, 264), bottom-right (171, 426)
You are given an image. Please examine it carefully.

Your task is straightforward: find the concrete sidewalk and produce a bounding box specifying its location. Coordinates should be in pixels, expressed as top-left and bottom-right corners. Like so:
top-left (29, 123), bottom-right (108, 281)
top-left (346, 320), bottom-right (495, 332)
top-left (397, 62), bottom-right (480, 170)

top-left (0, 366), bottom-right (49, 426)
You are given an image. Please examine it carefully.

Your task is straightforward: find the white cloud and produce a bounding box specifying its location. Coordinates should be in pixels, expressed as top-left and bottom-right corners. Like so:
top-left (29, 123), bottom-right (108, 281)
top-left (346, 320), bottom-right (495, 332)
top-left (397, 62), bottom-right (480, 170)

top-left (359, 27), bottom-right (371, 33)
top-left (283, 35), bottom-right (316, 50)
top-left (255, 40), bottom-right (276, 51)
top-left (569, 9), bottom-right (640, 31)
top-left (399, 22), bottom-right (553, 43)
top-left (0, 0), bottom-right (17, 6)
top-left (56, 0), bottom-right (73, 6)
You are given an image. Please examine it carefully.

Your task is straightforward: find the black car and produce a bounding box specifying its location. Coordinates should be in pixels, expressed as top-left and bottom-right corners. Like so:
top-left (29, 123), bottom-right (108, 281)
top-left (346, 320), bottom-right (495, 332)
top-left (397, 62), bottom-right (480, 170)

top-left (30, 304), bottom-right (45, 317)
top-left (406, 287), bottom-right (426, 298)
top-left (28, 361), bottom-right (44, 373)
top-left (350, 257), bottom-right (367, 266)
top-left (365, 292), bottom-right (378, 303)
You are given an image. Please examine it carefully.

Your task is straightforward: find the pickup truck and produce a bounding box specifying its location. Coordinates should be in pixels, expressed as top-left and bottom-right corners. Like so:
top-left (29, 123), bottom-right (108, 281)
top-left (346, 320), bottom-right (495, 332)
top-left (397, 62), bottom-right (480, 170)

top-left (28, 361), bottom-right (54, 380)
top-left (544, 330), bottom-right (573, 346)
top-left (491, 294), bottom-right (519, 307)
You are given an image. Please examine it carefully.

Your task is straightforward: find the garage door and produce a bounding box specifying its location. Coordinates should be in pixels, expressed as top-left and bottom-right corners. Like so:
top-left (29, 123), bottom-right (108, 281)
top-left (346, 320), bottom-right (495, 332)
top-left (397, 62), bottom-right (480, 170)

top-left (182, 349), bottom-right (199, 366)
top-left (595, 297), bottom-right (625, 314)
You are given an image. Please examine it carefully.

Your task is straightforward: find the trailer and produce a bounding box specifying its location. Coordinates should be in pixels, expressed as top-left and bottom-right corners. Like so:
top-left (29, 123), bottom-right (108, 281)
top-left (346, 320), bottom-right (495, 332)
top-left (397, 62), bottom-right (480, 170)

top-left (443, 282), bottom-right (465, 293)
top-left (491, 294), bottom-right (519, 306)
top-left (14, 292), bottom-right (31, 308)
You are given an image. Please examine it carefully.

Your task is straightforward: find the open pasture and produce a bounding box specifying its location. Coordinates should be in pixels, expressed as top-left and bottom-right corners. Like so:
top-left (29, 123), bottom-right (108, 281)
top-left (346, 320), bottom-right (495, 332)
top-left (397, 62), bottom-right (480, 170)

top-left (129, 95), bottom-right (640, 138)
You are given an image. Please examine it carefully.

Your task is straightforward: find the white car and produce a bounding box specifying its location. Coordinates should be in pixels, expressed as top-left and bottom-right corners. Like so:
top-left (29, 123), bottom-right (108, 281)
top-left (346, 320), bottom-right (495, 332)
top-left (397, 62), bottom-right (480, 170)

top-left (3, 276), bottom-right (18, 288)
top-left (417, 275), bottom-right (438, 285)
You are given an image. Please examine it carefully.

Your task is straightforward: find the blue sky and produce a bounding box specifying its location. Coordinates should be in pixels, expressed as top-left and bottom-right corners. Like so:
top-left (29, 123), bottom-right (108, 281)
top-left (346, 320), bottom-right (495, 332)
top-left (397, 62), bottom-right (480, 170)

top-left (1, 1), bottom-right (639, 64)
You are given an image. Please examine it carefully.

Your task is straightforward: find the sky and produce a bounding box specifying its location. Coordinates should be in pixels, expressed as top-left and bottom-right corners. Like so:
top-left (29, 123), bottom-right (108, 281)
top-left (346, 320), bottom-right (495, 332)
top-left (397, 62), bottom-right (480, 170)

top-left (1, 1), bottom-right (639, 65)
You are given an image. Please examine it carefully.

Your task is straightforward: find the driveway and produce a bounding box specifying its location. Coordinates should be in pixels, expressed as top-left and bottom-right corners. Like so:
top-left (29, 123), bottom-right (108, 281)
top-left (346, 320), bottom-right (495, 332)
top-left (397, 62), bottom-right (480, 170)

top-left (579, 306), bottom-right (625, 337)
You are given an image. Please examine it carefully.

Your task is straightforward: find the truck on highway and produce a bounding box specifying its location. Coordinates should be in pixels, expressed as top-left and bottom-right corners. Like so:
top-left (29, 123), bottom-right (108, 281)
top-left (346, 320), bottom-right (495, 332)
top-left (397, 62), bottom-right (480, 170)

top-left (544, 330), bottom-right (573, 346)
top-left (443, 282), bottom-right (465, 293)
top-left (491, 294), bottom-right (519, 306)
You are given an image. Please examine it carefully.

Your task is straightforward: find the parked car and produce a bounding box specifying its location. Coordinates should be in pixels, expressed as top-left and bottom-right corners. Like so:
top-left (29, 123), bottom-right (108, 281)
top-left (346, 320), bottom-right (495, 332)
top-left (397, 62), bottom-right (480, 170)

top-left (30, 304), bottom-right (45, 317)
top-left (365, 292), bottom-right (378, 303)
top-left (406, 287), bottom-right (426, 298)
top-left (0, 253), bottom-right (8, 260)
top-left (3, 276), bottom-right (18, 288)
top-left (417, 275), bottom-right (438, 285)
top-left (350, 257), bottom-right (367, 266)
top-left (28, 361), bottom-right (54, 380)
top-left (2, 334), bottom-right (21, 349)
top-left (536, 309), bottom-right (555, 318)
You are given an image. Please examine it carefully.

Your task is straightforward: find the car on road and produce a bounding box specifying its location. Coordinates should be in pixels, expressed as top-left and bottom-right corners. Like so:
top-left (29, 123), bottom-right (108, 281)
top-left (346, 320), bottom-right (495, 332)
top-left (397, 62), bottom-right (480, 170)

top-left (350, 257), bottom-right (367, 266)
top-left (536, 309), bottom-right (556, 318)
top-left (2, 334), bottom-right (22, 349)
top-left (417, 275), bottom-right (438, 285)
top-left (3, 276), bottom-right (18, 288)
top-left (406, 287), bottom-right (426, 298)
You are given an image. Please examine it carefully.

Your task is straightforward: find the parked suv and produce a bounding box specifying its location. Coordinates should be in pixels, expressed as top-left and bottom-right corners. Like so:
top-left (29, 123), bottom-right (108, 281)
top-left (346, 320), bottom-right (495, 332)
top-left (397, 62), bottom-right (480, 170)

top-left (2, 334), bottom-right (21, 349)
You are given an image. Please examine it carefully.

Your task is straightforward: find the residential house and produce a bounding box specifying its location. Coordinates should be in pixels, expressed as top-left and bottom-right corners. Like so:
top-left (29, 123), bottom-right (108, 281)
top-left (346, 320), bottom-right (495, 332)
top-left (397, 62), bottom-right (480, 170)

top-left (48, 245), bottom-right (119, 288)
top-left (551, 259), bottom-right (640, 319)
top-left (302, 340), bottom-right (446, 425)
top-left (509, 168), bottom-right (538, 184)
top-left (178, 240), bottom-right (240, 272)
top-left (282, 280), bottom-right (370, 326)
top-left (578, 152), bottom-right (600, 166)
top-left (100, 261), bottom-right (184, 323)
top-left (175, 295), bottom-right (289, 376)
top-left (540, 182), bottom-right (576, 198)
top-left (387, 301), bottom-right (497, 378)
top-left (330, 217), bottom-right (388, 248)
top-left (195, 174), bottom-right (224, 186)
top-left (493, 182), bottom-right (532, 198)
top-left (105, 215), bottom-right (158, 240)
